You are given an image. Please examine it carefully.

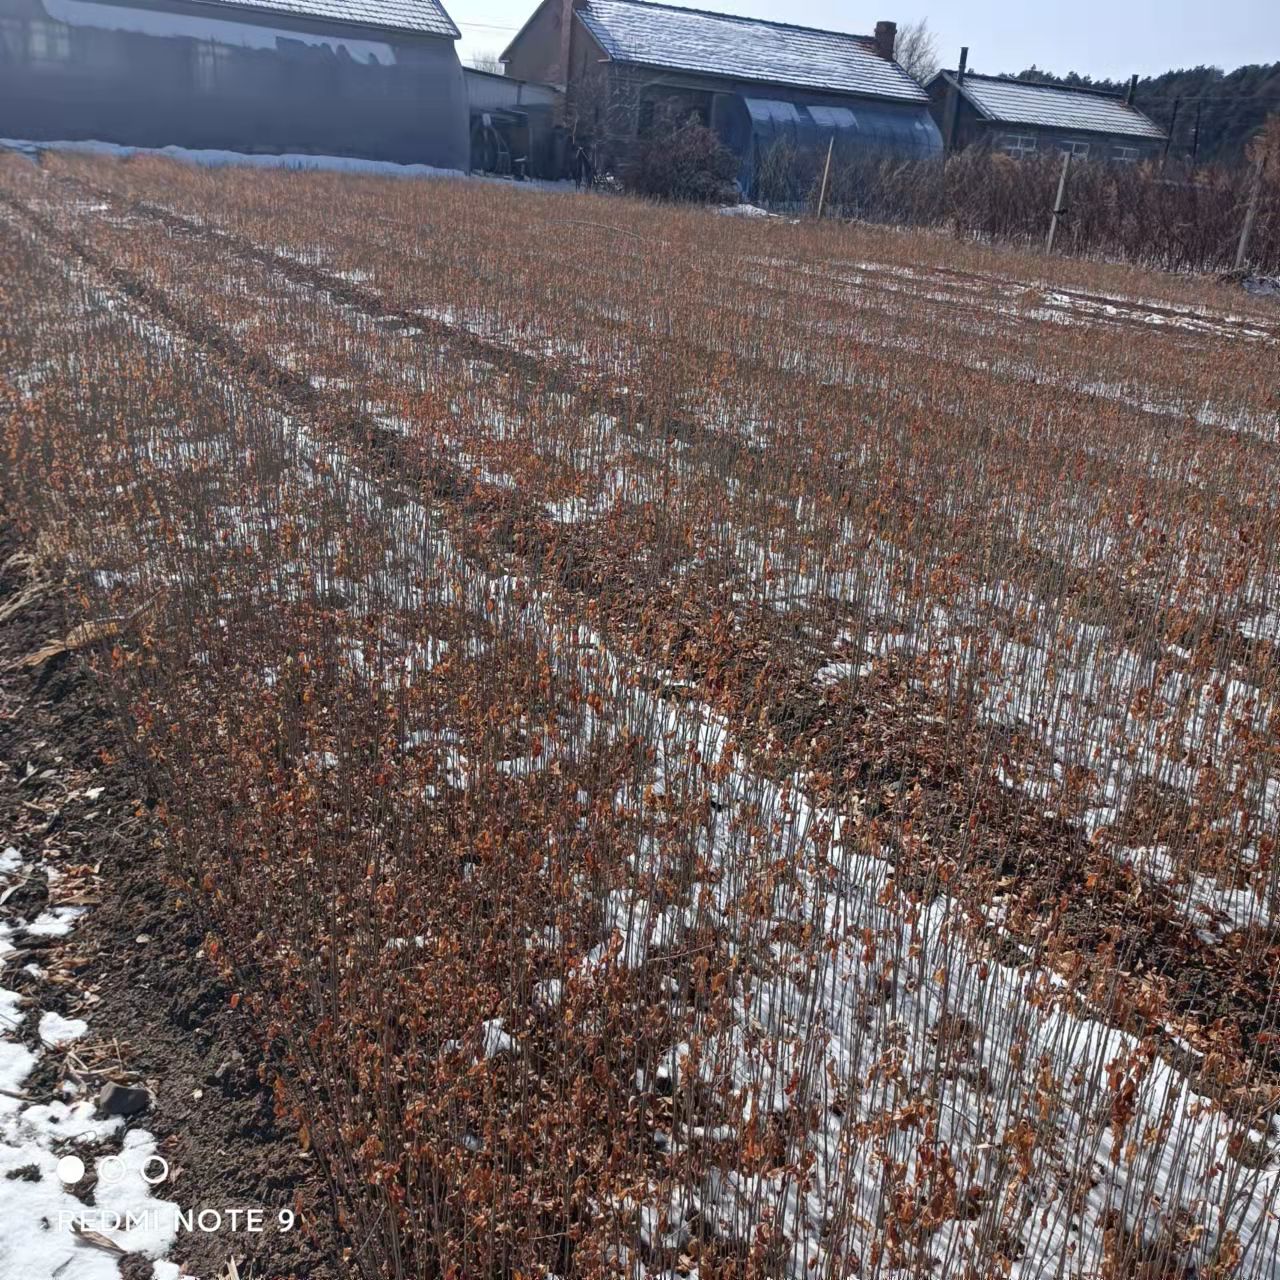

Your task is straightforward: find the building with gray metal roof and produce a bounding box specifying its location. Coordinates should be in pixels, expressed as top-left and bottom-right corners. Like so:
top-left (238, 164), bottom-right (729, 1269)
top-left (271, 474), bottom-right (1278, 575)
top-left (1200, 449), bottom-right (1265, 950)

top-left (572, 0), bottom-right (927, 103)
top-left (928, 63), bottom-right (1166, 163)
top-left (502, 0), bottom-right (942, 195)
top-left (0, 0), bottom-right (469, 167)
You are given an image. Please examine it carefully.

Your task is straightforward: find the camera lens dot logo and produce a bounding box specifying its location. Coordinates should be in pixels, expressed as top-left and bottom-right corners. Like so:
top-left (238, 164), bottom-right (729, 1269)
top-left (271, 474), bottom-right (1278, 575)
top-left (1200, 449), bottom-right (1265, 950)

top-left (56, 1155), bottom-right (86, 1185)
top-left (98, 1155), bottom-right (127, 1185)
top-left (142, 1156), bottom-right (170, 1185)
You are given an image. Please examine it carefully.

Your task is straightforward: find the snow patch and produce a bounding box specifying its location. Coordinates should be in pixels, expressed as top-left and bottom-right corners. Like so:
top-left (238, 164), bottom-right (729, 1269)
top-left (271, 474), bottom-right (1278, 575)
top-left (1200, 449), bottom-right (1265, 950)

top-left (37, 1011), bottom-right (88, 1048)
top-left (0, 849), bottom-right (179, 1277)
top-left (1, 139), bottom-right (464, 181)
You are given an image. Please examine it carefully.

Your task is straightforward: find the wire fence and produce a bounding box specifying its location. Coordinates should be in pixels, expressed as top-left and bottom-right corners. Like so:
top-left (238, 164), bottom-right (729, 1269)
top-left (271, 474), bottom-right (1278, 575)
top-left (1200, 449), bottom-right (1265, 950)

top-left (754, 145), bottom-right (1280, 275)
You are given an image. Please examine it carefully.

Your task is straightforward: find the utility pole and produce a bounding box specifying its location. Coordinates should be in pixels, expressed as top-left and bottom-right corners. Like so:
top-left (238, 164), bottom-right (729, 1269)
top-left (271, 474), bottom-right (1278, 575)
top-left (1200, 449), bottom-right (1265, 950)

top-left (1162, 97), bottom-right (1179, 170)
top-left (1046, 149), bottom-right (1071, 253)
top-left (816, 134), bottom-right (835, 219)
top-left (1191, 100), bottom-right (1202, 165)
top-left (1235, 153), bottom-right (1267, 271)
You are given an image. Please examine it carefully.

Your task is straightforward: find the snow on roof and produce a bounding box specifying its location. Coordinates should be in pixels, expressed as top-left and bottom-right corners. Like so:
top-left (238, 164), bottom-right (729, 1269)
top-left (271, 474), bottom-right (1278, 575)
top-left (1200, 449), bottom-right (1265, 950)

top-left (576, 0), bottom-right (928, 103)
top-left (192, 0), bottom-right (460, 40)
top-left (945, 73), bottom-right (1166, 141)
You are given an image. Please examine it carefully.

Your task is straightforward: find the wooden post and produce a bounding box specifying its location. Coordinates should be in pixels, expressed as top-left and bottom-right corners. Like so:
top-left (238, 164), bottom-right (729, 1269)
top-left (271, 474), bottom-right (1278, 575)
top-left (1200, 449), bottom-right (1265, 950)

top-left (816, 134), bottom-right (835, 219)
top-left (1046, 149), bottom-right (1071, 254)
top-left (1235, 153), bottom-right (1267, 271)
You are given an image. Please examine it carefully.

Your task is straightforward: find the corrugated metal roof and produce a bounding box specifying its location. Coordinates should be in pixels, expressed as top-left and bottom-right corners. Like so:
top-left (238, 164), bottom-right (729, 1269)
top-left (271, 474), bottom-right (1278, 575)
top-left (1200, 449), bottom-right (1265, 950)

top-left (193, 0), bottom-right (460, 40)
top-left (576, 0), bottom-right (928, 103)
top-left (950, 74), bottom-right (1165, 140)
top-left (465, 67), bottom-right (560, 111)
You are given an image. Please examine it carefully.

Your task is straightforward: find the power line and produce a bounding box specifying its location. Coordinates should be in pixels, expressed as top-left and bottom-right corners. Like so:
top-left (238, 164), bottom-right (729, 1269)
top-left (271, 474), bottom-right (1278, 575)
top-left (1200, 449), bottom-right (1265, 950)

top-left (1140, 93), bottom-right (1280, 105)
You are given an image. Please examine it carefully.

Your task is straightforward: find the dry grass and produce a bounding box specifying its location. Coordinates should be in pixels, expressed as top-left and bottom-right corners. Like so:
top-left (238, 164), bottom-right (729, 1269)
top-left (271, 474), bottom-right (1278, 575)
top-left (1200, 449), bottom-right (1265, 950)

top-left (2, 151), bottom-right (1279, 1280)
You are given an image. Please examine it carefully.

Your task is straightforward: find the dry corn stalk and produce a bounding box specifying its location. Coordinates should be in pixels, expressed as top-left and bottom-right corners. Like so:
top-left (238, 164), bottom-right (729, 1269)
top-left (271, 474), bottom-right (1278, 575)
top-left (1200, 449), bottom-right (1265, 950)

top-left (13, 596), bottom-right (157, 669)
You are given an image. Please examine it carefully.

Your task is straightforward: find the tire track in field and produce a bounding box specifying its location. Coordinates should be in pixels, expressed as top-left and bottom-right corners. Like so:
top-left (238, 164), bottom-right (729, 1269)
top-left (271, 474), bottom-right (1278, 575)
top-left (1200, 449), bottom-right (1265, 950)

top-left (45, 169), bottom-right (1280, 879)
top-left (50, 171), bottom-right (770, 467)
top-left (60, 168), bottom-right (1280, 687)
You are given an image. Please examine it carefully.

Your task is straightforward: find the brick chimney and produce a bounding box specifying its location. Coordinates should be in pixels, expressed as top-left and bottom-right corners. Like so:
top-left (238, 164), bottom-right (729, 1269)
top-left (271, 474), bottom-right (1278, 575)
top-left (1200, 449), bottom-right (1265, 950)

top-left (559, 0), bottom-right (587, 87)
top-left (942, 47), bottom-right (967, 151)
top-left (1125, 73), bottom-right (1138, 104)
top-left (874, 20), bottom-right (897, 61)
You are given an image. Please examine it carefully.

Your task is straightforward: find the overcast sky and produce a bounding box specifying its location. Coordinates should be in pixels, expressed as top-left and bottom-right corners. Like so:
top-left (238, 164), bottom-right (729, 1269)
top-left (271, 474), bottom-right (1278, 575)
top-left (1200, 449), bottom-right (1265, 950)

top-left (453, 0), bottom-right (1279, 82)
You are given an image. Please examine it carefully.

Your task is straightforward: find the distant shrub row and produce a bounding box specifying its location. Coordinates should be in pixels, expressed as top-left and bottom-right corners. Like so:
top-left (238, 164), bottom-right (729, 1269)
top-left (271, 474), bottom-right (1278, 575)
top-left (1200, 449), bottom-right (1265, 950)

top-left (617, 116), bottom-right (1279, 275)
top-left (756, 142), bottom-right (1280, 275)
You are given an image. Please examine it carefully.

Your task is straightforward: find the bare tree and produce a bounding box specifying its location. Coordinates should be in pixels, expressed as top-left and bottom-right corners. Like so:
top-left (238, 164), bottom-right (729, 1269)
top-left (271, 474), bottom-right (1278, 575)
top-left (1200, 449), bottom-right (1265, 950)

top-left (562, 64), bottom-right (644, 170)
top-left (1248, 111), bottom-right (1280, 169)
top-left (895, 18), bottom-right (940, 85)
top-left (469, 51), bottom-right (505, 75)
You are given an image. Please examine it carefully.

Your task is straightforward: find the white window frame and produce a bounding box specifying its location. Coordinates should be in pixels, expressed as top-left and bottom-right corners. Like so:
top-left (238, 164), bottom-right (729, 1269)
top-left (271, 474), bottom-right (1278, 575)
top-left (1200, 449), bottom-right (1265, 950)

top-left (1113, 144), bottom-right (1140, 164)
top-left (1000, 133), bottom-right (1038, 159)
top-left (1059, 139), bottom-right (1091, 158)
top-left (0, 17), bottom-right (24, 59)
top-left (194, 39), bottom-right (233, 91)
top-left (27, 18), bottom-right (71, 65)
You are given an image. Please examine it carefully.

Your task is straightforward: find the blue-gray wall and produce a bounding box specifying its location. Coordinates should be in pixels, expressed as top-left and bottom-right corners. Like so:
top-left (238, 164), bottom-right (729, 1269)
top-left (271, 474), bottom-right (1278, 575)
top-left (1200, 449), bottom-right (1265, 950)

top-left (0, 0), bottom-right (469, 169)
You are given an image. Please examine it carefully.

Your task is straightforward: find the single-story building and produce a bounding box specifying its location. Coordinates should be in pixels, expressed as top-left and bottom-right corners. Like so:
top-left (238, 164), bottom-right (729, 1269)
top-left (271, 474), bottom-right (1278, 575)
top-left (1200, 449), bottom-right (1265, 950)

top-left (501, 0), bottom-right (942, 196)
top-left (464, 65), bottom-right (561, 177)
top-left (0, 0), bottom-right (470, 168)
top-left (927, 60), bottom-right (1166, 163)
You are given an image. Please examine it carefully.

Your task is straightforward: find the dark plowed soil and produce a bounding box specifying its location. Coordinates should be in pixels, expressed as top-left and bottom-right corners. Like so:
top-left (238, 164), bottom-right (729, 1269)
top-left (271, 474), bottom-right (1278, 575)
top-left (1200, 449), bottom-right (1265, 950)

top-left (0, 528), bottom-right (345, 1280)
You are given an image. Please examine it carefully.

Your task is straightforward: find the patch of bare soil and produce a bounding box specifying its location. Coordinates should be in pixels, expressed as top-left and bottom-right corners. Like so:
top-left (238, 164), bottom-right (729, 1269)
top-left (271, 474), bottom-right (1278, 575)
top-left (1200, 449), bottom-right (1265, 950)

top-left (0, 529), bottom-right (344, 1280)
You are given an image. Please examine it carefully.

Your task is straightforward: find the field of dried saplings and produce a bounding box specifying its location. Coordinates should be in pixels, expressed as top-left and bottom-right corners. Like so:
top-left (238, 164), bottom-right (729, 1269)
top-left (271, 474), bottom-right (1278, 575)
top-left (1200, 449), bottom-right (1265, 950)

top-left (1, 150), bottom-right (1279, 1280)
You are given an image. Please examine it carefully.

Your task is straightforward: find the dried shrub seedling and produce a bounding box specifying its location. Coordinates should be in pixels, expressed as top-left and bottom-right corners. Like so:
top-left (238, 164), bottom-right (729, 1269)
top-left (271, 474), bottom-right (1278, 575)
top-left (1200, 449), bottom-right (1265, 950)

top-left (2, 151), bottom-right (1279, 1280)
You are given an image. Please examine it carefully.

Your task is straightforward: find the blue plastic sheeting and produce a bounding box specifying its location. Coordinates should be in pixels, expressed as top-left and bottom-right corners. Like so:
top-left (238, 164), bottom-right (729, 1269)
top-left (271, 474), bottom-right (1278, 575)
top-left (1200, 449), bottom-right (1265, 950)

top-left (43, 0), bottom-right (400, 63)
top-left (712, 92), bottom-right (942, 196)
top-left (0, 0), bottom-right (470, 168)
